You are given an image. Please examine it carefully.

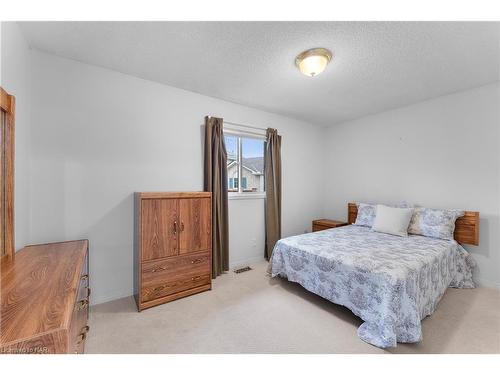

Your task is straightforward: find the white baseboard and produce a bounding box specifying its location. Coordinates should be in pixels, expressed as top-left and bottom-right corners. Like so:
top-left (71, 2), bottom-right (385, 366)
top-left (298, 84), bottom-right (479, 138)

top-left (229, 256), bottom-right (266, 270)
top-left (91, 289), bottom-right (134, 306)
top-left (474, 278), bottom-right (500, 289)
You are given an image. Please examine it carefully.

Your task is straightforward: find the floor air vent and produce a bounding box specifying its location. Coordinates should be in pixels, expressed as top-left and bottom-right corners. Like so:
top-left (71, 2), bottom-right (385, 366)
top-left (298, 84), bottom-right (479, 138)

top-left (234, 266), bottom-right (252, 274)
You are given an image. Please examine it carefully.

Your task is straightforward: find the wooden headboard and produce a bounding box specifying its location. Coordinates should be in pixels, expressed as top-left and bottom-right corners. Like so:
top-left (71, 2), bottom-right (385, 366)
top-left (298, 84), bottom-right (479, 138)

top-left (347, 203), bottom-right (480, 246)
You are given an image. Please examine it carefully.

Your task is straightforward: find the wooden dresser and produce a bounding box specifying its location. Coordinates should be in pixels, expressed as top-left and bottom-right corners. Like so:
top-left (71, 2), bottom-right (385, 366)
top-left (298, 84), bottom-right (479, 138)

top-left (1, 240), bottom-right (90, 354)
top-left (312, 219), bottom-right (348, 232)
top-left (134, 192), bottom-right (212, 311)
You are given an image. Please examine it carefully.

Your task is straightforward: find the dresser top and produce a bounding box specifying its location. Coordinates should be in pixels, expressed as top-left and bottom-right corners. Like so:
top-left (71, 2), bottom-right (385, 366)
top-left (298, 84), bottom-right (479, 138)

top-left (1, 240), bottom-right (88, 346)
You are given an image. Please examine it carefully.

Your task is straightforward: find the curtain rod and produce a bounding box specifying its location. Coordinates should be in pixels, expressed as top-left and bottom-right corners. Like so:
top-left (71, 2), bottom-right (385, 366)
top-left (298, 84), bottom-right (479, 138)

top-left (224, 121), bottom-right (267, 132)
top-left (207, 116), bottom-right (267, 132)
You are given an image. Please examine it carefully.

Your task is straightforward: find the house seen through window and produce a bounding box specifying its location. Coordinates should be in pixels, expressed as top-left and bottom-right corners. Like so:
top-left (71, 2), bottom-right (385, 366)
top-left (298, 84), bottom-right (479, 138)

top-left (224, 134), bottom-right (265, 194)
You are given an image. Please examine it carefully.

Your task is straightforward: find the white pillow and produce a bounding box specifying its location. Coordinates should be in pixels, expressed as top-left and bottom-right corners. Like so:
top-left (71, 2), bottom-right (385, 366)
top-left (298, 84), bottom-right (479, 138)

top-left (354, 201), bottom-right (414, 228)
top-left (372, 205), bottom-right (414, 237)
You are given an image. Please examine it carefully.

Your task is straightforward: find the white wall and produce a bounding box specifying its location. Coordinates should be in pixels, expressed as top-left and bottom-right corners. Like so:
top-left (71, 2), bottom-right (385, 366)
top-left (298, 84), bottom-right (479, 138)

top-left (323, 83), bottom-right (500, 288)
top-left (228, 198), bottom-right (266, 268)
top-left (29, 50), bottom-right (325, 304)
top-left (4, 26), bottom-right (498, 304)
top-left (0, 22), bottom-right (31, 249)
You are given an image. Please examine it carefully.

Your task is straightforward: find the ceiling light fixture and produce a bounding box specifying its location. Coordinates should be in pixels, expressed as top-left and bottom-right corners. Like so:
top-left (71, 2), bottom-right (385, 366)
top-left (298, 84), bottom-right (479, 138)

top-left (295, 48), bottom-right (332, 77)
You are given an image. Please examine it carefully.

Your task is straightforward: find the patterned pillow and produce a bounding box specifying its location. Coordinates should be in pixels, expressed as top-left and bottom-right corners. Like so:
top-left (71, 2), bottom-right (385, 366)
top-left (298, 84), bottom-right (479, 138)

top-left (408, 207), bottom-right (465, 240)
top-left (354, 203), bottom-right (377, 227)
top-left (354, 202), bottom-right (413, 227)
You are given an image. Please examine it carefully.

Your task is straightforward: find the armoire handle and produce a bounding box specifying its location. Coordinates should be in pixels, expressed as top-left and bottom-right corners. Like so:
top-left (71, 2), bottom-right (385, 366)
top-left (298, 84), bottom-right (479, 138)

top-left (180, 221), bottom-right (185, 232)
top-left (173, 220), bottom-right (178, 234)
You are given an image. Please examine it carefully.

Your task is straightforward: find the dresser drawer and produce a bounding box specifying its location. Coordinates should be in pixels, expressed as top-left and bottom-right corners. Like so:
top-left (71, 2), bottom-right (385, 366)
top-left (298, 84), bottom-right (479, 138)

top-left (312, 220), bottom-right (348, 232)
top-left (77, 254), bottom-right (90, 299)
top-left (70, 305), bottom-right (89, 354)
top-left (313, 224), bottom-right (329, 232)
top-left (141, 272), bottom-right (211, 303)
top-left (70, 252), bottom-right (90, 354)
top-left (141, 252), bottom-right (210, 287)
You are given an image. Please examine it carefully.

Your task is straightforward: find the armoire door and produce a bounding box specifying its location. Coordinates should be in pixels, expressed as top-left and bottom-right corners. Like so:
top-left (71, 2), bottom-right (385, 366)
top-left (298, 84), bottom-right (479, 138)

top-left (178, 198), bottom-right (211, 255)
top-left (141, 199), bottom-right (178, 261)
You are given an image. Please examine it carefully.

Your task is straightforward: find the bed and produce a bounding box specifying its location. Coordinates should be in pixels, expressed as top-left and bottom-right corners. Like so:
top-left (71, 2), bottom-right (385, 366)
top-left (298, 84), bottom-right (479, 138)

top-left (268, 203), bottom-right (479, 348)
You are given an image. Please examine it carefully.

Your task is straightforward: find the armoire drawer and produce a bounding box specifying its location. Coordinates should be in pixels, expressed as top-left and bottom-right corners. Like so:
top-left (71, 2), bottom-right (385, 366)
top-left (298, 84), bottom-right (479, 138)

top-left (141, 272), bottom-right (211, 302)
top-left (141, 252), bottom-right (210, 286)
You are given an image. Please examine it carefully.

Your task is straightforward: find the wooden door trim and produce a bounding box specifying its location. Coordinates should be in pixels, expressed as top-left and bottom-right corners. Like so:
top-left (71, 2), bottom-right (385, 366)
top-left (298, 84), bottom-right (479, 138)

top-left (0, 87), bottom-right (15, 260)
top-left (0, 87), bottom-right (15, 114)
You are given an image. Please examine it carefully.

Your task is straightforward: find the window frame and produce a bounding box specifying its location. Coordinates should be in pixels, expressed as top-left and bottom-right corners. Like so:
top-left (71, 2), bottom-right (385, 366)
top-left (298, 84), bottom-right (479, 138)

top-left (224, 129), bottom-right (266, 200)
top-left (0, 87), bottom-right (15, 260)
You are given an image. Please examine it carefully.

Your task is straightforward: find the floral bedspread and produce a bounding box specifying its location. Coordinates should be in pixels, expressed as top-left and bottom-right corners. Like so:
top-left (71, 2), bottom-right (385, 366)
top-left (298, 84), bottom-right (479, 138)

top-left (268, 225), bottom-right (475, 348)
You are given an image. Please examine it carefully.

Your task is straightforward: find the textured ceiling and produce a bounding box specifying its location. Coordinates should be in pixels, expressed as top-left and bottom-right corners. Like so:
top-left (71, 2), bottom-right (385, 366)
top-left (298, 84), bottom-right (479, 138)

top-left (18, 21), bottom-right (499, 126)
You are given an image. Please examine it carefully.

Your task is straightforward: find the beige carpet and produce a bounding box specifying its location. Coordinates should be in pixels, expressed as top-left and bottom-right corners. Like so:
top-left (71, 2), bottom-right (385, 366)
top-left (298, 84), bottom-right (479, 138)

top-left (86, 261), bottom-right (500, 354)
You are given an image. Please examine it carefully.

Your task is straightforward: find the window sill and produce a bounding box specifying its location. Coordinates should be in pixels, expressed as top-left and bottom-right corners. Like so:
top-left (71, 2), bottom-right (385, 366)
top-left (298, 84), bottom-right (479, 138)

top-left (228, 193), bottom-right (266, 200)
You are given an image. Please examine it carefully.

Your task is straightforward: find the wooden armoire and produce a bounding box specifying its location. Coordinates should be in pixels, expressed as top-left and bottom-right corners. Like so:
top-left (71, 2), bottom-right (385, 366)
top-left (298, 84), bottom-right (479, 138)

top-left (134, 192), bottom-right (212, 311)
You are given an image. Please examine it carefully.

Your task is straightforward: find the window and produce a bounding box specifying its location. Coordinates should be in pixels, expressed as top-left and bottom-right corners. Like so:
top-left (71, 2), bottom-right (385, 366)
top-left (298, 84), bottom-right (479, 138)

top-left (228, 178), bottom-right (238, 190)
top-left (224, 132), bottom-right (265, 196)
top-left (0, 87), bottom-right (15, 259)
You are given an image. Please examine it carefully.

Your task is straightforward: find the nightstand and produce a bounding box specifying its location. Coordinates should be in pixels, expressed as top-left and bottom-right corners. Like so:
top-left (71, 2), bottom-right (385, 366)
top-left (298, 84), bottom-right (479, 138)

top-left (312, 219), bottom-right (349, 232)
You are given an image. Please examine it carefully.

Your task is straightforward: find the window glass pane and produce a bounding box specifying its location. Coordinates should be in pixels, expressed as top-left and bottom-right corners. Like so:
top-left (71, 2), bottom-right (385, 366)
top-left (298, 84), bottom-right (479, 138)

top-left (224, 135), bottom-right (239, 192)
top-left (241, 137), bottom-right (265, 193)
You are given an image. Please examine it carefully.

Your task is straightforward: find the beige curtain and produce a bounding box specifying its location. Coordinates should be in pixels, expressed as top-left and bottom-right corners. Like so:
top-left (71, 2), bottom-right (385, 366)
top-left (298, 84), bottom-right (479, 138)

top-left (264, 128), bottom-right (282, 260)
top-left (204, 116), bottom-right (229, 278)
